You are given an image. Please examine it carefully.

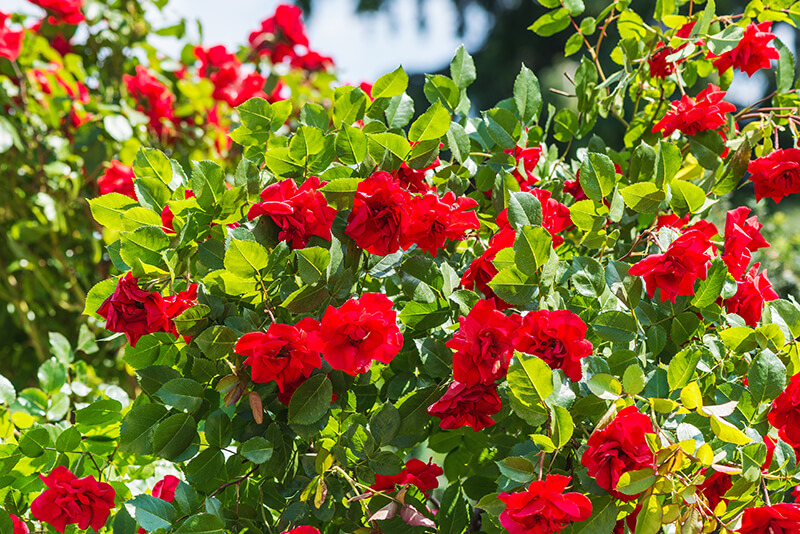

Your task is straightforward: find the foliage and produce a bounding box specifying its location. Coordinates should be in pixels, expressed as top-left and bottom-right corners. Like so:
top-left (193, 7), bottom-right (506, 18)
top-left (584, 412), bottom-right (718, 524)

top-left (5, 0), bottom-right (800, 533)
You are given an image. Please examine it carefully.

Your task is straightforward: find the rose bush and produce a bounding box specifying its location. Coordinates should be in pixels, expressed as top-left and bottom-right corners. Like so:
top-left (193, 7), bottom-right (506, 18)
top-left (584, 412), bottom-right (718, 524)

top-left (4, 0), bottom-right (800, 533)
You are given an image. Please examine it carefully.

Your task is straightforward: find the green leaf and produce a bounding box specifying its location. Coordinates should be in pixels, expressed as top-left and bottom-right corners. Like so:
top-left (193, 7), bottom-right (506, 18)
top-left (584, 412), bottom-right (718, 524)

top-left (241, 436), bottom-right (274, 464)
top-left (514, 225), bottom-right (551, 272)
top-left (571, 256), bottom-right (606, 298)
top-left (409, 102), bottom-right (451, 142)
top-left (296, 247), bottom-right (331, 285)
top-left (191, 161), bottom-right (226, 211)
top-left (667, 348), bottom-right (703, 389)
top-left (587, 374), bottom-right (622, 400)
top-left (56, 426), bottom-right (81, 452)
top-left (707, 25), bottom-right (745, 55)
top-left (488, 266), bottom-right (537, 305)
top-left (333, 86), bottom-right (368, 128)
top-left (288, 374), bottom-right (332, 425)
top-left (172, 304), bottom-right (210, 337)
top-left (616, 468), bottom-right (656, 496)
top-left (76, 399), bottom-right (122, 427)
top-left (551, 405), bottom-right (573, 448)
top-left (49, 332), bottom-right (73, 364)
top-left (120, 404), bottom-right (168, 455)
top-left (620, 183), bottom-right (665, 213)
top-left (320, 178), bottom-right (363, 210)
top-left (688, 130), bottom-right (725, 170)
top-left (393, 385), bottom-right (444, 448)
top-left (129, 495), bottom-right (177, 532)
top-left (237, 97), bottom-right (272, 131)
top-left (720, 326), bottom-right (757, 353)
top-left (749, 350), bottom-right (787, 404)
top-left (104, 114), bottom-right (133, 142)
top-left (692, 259), bottom-right (727, 308)
top-left (654, 140), bottom-right (681, 188)
top-left (776, 38), bottom-right (796, 94)
top-left (367, 132), bottom-right (411, 160)
top-left (617, 10), bottom-right (647, 40)
top-left (186, 448), bottom-right (225, 484)
top-left (630, 142), bottom-right (656, 184)
top-left (194, 326), bottom-right (238, 360)
top-left (204, 410), bottom-right (232, 449)
top-left (224, 239), bottom-right (269, 277)
top-left (119, 226), bottom-right (170, 267)
top-left (0, 374), bottom-right (15, 405)
top-left (369, 403), bottom-right (401, 446)
top-left (423, 75), bottom-right (460, 111)
top-left (437, 486), bottom-right (470, 534)
top-left (368, 450), bottom-right (404, 476)
top-left (514, 64), bottom-right (543, 124)
top-left (579, 152), bottom-right (616, 201)
top-left (156, 378), bottom-right (204, 412)
top-left (553, 108), bottom-right (579, 141)
top-left (134, 148), bottom-right (172, 184)
top-left (566, 496), bottom-right (616, 534)
top-left (153, 413), bottom-right (198, 460)
top-left (565, 32), bottom-right (583, 56)
top-left (450, 45), bottom-right (476, 89)
top-left (497, 457), bottom-right (537, 483)
top-left (484, 108), bottom-right (521, 149)
top-left (529, 8), bottom-right (570, 36)
top-left (372, 66), bottom-right (409, 99)
top-left (563, 0), bottom-right (584, 15)
top-left (289, 125), bottom-right (326, 163)
top-left (19, 427), bottom-right (50, 457)
top-left (507, 191), bottom-right (543, 229)
top-left (174, 514), bottom-right (225, 534)
top-left (0, 117), bottom-right (19, 153)
top-left (508, 351), bottom-right (554, 406)
top-left (88, 193), bottom-right (140, 229)
top-left (335, 125), bottom-right (367, 165)
top-left (709, 415), bottom-right (752, 445)
top-left (623, 365), bottom-right (646, 396)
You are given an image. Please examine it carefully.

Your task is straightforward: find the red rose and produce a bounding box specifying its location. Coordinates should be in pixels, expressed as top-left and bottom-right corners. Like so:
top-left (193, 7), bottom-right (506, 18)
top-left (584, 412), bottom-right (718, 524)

top-left (448, 299), bottom-right (521, 386)
top-left (505, 145), bottom-right (542, 189)
top-left (722, 207), bottom-right (769, 279)
top-left (345, 171), bottom-right (410, 256)
top-left (515, 309), bottom-right (593, 382)
top-left (628, 229), bottom-right (713, 303)
top-left (656, 214), bottom-right (718, 240)
top-left (461, 227), bottom-right (516, 309)
top-left (236, 317), bottom-right (322, 393)
top-left (97, 272), bottom-right (171, 347)
top-left (0, 12), bottom-right (23, 61)
top-left (290, 50), bottom-right (335, 71)
top-left (371, 458), bottom-right (443, 494)
top-left (393, 159), bottom-right (438, 193)
top-left (769, 373), bottom-right (800, 450)
top-left (696, 468), bottom-right (732, 512)
top-left (401, 192), bottom-right (479, 256)
top-left (98, 160), bottom-right (137, 200)
top-left (195, 45), bottom-right (267, 107)
top-left (29, 0), bottom-right (84, 25)
top-left (248, 176), bottom-right (337, 248)
top-left (724, 264), bottom-right (778, 327)
top-left (163, 283), bottom-right (199, 338)
top-left (748, 148), bottom-right (800, 204)
top-left (281, 527), bottom-right (320, 534)
top-left (764, 435), bottom-right (776, 470)
top-left (31, 466), bottom-right (115, 533)
top-left (248, 4), bottom-right (309, 62)
top-left (531, 189), bottom-right (573, 247)
top-left (427, 381), bottom-right (502, 431)
top-left (11, 515), bottom-right (29, 534)
top-left (123, 65), bottom-right (175, 136)
top-left (312, 293), bottom-right (402, 376)
top-left (580, 406), bottom-right (654, 501)
top-left (708, 21), bottom-right (779, 76)
top-left (737, 504), bottom-right (800, 534)
top-left (137, 475), bottom-right (179, 534)
top-left (652, 84), bottom-right (735, 137)
top-left (648, 43), bottom-right (689, 79)
top-left (498, 475), bottom-right (592, 534)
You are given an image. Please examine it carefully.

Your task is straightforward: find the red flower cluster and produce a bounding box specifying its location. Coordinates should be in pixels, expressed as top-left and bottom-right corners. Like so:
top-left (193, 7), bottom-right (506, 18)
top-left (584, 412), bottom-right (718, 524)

top-left (137, 476), bottom-right (179, 534)
top-left (708, 22), bottom-right (779, 76)
top-left (748, 148), bottom-right (800, 204)
top-left (629, 229), bottom-right (713, 303)
top-left (737, 504), bottom-right (800, 534)
top-left (123, 65), bottom-right (175, 136)
top-left (248, 177), bottom-right (337, 248)
top-left (449, 299), bottom-right (520, 387)
top-left (401, 192), bottom-right (479, 256)
top-left (498, 475), bottom-right (592, 534)
top-left (98, 160), bottom-right (136, 199)
top-left (655, 214), bottom-right (719, 239)
top-left (393, 157), bottom-right (438, 193)
top-left (282, 527), bottom-right (320, 534)
top-left (769, 373), bottom-right (800, 451)
top-left (31, 466), bottom-right (115, 533)
top-left (313, 293), bottom-right (402, 376)
top-left (195, 45), bottom-right (267, 107)
top-left (506, 145), bottom-right (542, 190)
top-left (427, 381), bottom-right (502, 431)
top-left (580, 406), bottom-right (654, 501)
top-left (532, 189), bottom-right (574, 247)
top-left (236, 317), bottom-right (322, 393)
top-left (515, 309), bottom-right (593, 382)
top-left (722, 207), bottom-right (769, 279)
top-left (0, 12), bottom-right (23, 61)
top-left (652, 84), bottom-right (735, 137)
top-left (11, 515), bottom-right (29, 534)
top-left (371, 458), bottom-right (443, 494)
top-left (725, 264), bottom-right (778, 327)
top-left (29, 0), bottom-right (84, 25)
top-left (695, 469), bottom-right (732, 512)
top-left (97, 273), bottom-right (198, 347)
top-left (249, 4), bottom-right (333, 71)
top-left (461, 226), bottom-right (516, 309)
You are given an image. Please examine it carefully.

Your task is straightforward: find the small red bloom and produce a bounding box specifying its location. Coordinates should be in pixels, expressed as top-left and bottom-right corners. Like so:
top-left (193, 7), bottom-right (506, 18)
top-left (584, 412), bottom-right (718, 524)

top-left (163, 283), bottom-right (199, 338)
top-left (648, 43), bottom-right (689, 79)
top-left (249, 4), bottom-right (309, 63)
top-left (448, 299), bottom-right (521, 387)
top-left (652, 84), bottom-right (735, 137)
top-left (123, 65), bottom-right (175, 136)
top-left (748, 148), bottom-right (800, 204)
top-left (427, 381), bottom-right (502, 431)
top-left (281, 527), bottom-right (320, 534)
top-left (29, 0), bottom-right (84, 25)
top-left (11, 515), bottom-right (29, 534)
top-left (290, 50), bottom-right (334, 71)
top-left (31, 466), bottom-right (115, 533)
top-left (461, 227), bottom-right (516, 309)
top-left (531, 188), bottom-right (573, 247)
top-left (737, 503), bottom-right (800, 534)
top-left (724, 264), bottom-right (778, 327)
top-left (236, 317), bottom-right (322, 393)
top-left (312, 293), bottom-right (402, 376)
top-left (248, 176), bottom-right (337, 248)
top-left (0, 12), bottom-right (23, 61)
top-left (195, 45), bottom-right (267, 107)
top-left (580, 406), bottom-right (654, 501)
top-left (345, 171), bottom-right (410, 256)
top-left (498, 475), bottom-right (592, 534)
top-left (722, 207), bottom-right (769, 280)
top-left (402, 192), bottom-right (479, 256)
top-left (371, 458), bottom-right (443, 494)
top-left (97, 272), bottom-right (171, 347)
top-left (515, 309), bottom-right (593, 382)
top-left (696, 468), bottom-right (732, 512)
top-left (628, 229), bottom-right (713, 303)
top-left (708, 22), bottom-right (779, 76)
top-left (769, 373), bottom-right (800, 451)
top-left (393, 158), bottom-right (438, 193)
top-left (506, 145), bottom-right (542, 189)
top-left (137, 475), bottom-right (179, 534)
top-left (98, 160), bottom-right (137, 199)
